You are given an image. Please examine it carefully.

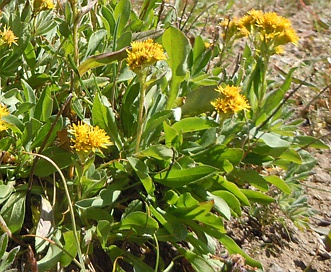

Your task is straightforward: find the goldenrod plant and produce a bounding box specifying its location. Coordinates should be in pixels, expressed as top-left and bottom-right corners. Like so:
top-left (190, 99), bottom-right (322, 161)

top-left (0, 1), bottom-right (328, 271)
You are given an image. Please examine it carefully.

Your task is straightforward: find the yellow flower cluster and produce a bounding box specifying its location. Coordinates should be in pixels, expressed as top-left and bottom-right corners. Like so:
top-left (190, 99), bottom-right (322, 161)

top-left (70, 122), bottom-right (111, 154)
top-left (33, 0), bottom-right (54, 13)
top-left (211, 85), bottom-right (250, 115)
top-left (126, 38), bottom-right (167, 73)
top-left (0, 26), bottom-right (18, 47)
top-left (0, 104), bottom-right (9, 132)
top-left (221, 10), bottom-right (299, 54)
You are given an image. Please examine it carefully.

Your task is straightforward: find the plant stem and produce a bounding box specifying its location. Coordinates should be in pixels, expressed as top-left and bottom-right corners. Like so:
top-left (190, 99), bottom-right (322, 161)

top-left (26, 153), bottom-right (86, 271)
top-left (153, 233), bottom-right (160, 272)
top-left (135, 73), bottom-right (147, 153)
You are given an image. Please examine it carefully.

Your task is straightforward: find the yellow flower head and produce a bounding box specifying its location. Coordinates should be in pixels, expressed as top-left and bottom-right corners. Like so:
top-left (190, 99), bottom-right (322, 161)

top-left (238, 9), bottom-right (264, 32)
top-left (0, 104), bottom-right (9, 132)
top-left (230, 9), bottom-right (298, 54)
top-left (0, 26), bottom-right (18, 47)
top-left (33, 0), bottom-right (54, 13)
top-left (211, 85), bottom-right (250, 114)
top-left (204, 41), bottom-right (212, 49)
top-left (70, 122), bottom-right (111, 154)
top-left (126, 38), bottom-right (167, 73)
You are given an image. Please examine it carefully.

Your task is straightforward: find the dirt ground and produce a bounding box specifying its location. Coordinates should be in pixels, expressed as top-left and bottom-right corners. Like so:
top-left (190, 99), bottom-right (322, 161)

top-left (225, 1), bottom-right (331, 271)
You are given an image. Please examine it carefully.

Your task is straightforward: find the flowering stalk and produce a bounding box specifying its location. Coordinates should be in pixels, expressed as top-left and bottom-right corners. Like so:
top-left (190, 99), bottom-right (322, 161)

top-left (125, 38), bottom-right (166, 153)
top-left (69, 122), bottom-right (111, 197)
top-left (135, 72), bottom-right (148, 153)
top-left (220, 10), bottom-right (299, 109)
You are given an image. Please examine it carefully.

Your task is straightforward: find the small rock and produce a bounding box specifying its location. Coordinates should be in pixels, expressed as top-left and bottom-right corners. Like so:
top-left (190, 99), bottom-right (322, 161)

top-left (269, 263), bottom-right (284, 272)
top-left (313, 167), bottom-right (331, 184)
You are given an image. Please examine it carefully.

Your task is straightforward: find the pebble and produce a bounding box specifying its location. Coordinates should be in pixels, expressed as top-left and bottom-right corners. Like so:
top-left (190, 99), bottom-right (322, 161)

top-left (269, 264), bottom-right (284, 272)
top-left (313, 167), bottom-right (331, 184)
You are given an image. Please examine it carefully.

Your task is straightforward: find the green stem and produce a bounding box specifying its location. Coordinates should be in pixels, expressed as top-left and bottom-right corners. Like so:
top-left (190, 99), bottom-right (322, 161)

top-left (153, 233), bottom-right (160, 272)
top-left (135, 73), bottom-right (147, 153)
top-left (26, 152), bottom-right (86, 271)
top-left (70, 0), bottom-right (81, 94)
top-left (76, 162), bottom-right (84, 200)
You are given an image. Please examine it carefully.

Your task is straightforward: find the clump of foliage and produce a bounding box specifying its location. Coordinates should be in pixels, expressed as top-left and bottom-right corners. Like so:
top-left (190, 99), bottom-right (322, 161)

top-left (0, 0), bottom-right (328, 271)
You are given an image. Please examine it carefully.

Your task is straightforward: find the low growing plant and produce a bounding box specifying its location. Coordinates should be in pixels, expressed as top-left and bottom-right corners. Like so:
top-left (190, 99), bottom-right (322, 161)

top-left (0, 1), bottom-right (328, 271)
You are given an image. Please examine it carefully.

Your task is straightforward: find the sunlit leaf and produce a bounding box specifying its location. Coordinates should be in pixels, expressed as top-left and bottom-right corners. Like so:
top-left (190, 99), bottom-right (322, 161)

top-left (241, 189), bottom-right (275, 204)
top-left (154, 165), bottom-right (217, 188)
top-left (172, 117), bottom-right (218, 133)
top-left (163, 26), bottom-right (190, 109)
top-left (264, 175), bottom-right (291, 194)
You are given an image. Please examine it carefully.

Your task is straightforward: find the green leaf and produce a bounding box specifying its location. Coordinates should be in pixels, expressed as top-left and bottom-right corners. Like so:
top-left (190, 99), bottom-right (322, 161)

top-left (117, 31), bottom-right (132, 50)
top-left (219, 235), bottom-right (262, 268)
top-left (127, 157), bottom-right (155, 195)
top-left (241, 189), bottom-right (275, 204)
top-left (137, 145), bottom-right (173, 160)
top-left (194, 145), bottom-right (243, 169)
top-left (163, 26), bottom-right (190, 109)
top-left (163, 121), bottom-right (180, 147)
top-left (230, 168), bottom-right (269, 191)
top-left (97, 220), bottom-right (111, 246)
top-left (34, 87), bottom-right (53, 122)
top-left (0, 233), bottom-right (9, 258)
top-left (279, 148), bottom-right (302, 164)
top-left (106, 245), bottom-right (154, 272)
top-left (85, 29), bottom-right (107, 58)
top-left (195, 212), bottom-right (226, 233)
top-left (262, 67), bottom-right (296, 114)
top-left (257, 132), bottom-right (290, 148)
top-left (60, 231), bottom-right (78, 267)
top-left (3, 114), bottom-right (25, 133)
top-left (78, 48), bottom-right (128, 76)
top-left (86, 207), bottom-right (113, 223)
top-left (0, 245), bottom-right (20, 272)
top-left (0, 192), bottom-right (26, 233)
top-left (293, 135), bottom-right (330, 149)
top-left (101, 6), bottom-right (115, 39)
top-left (172, 117), bottom-right (218, 133)
top-left (27, 73), bottom-right (52, 89)
top-left (92, 94), bottom-right (123, 149)
top-left (191, 36), bottom-right (213, 75)
top-left (181, 250), bottom-right (215, 272)
top-left (37, 234), bottom-right (63, 272)
top-left (264, 175), bottom-right (291, 194)
top-left (216, 176), bottom-right (250, 206)
top-left (120, 211), bottom-right (159, 235)
top-left (35, 11), bottom-right (57, 36)
top-left (150, 206), bottom-right (188, 241)
top-left (323, 228), bottom-right (331, 252)
top-left (170, 200), bottom-right (214, 220)
top-left (21, 79), bottom-right (36, 116)
top-left (30, 116), bottom-right (63, 150)
top-left (75, 184), bottom-right (123, 209)
top-left (23, 41), bottom-right (36, 70)
top-left (154, 165), bottom-right (217, 188)
top-left (208, 193), bottom-right (231, 220)
top-left (141, 110), bottom-right (173, 147)
top-left (0, 182), bottom-right (15, 205)
top-left (113, 0), bottom-right (131, 35)
top-left (212, 190), bottom-right (242, 216)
